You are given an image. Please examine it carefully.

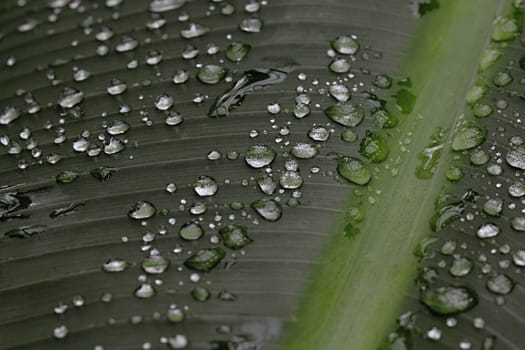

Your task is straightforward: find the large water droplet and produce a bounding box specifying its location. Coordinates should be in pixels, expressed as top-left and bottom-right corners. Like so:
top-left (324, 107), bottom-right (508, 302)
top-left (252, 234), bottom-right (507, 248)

top-left (257, 176), bottom-right (277, 195)
top-left (421, 286), bottom-right (477, 315)
top-left (331, 35), bottom-right (360, 55)
top-left (511, 217), bottom-right (525, 232)
top-left (219, 224), bottom-right (252, 249)
top-left (337, 156), bottom-right (371, 185)
top-left (53, 325), bottom-right (69, 339)
top-left (324, 102), bottom-right (364, 127)
top-left (245, 144), bottom-right (276, 168)
top-left (290, 143), bottom-right (317, 159)
top-left (0, 106), bottom-right (19, 125)
top-left (197, 64), bottom-right (227, 85)
top-left (449, 257), bottom-right (473, 277)
top-left (280, 171), bottom-right (303, 189)
top-left (179, 222), bottom-right (204, 240)
top-left (155, 93), bottom-right (174, 110)
top-left (476, 223), bottom-right (500, 239)
top-left (359, 131), bottom-right (389, 163)
top-left (251, 199), bottom-right (282, 222)
top-left (168, 334), bottom-right (188, 349)
top-left (180, 23), bottom-right (209, 38)
top-left (506, 146), bottom-right (525, 170)
top-left (128, 201), bottom-right (156, 220)
top-left (193, 176), bottom-right (218, 197)
top-left (184, 248), bottom-right (225, 272)
top-left (135, 283), bottom-right (156, 298)
top-left (226, 42), bottom-right (251, 62)
top-left (57, 87), bottom-right (83, 108)
top-left (104, 137), bottom-right (125, 155)
top-left (142, 254), bottom-right (170, 274)
top-left (102, 259), bottom-right (128, 272)
top-left (239, 18), bottom-right (263, 33)
top-left (486, 274), bottom-right (514, 295)
top-left (451, 122), bottom-right (486, 151)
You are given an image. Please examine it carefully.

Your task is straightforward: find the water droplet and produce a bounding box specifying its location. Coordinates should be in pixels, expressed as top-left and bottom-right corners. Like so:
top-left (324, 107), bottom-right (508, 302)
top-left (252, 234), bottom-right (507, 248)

top-left (328, 84), bottom-right (350, 102)
top-left (486, 274), bottom-right (514, 295)
top-left (290, 143), bottom-right (317, 159)
top-left (477, 223), bottom-right (500, 239)
top-left (472, 103), bottom-right (493, 118)
top-left (492, 14), bottom-right (520, 41)
top-left (359, 131), bottom-right (389, 163)
top-left (373, 74), bottom-right (393, 89)
top-left (226, 42), bottom-right (251, 62)
top-left (142, 255), bottom-right (170, 274)
top-left (168, 334), bottom-right (188, 349)
top-left (506, 146), bottom-right (525, 169)
top-left (337, 156), bottom-right (371, 185)
top-left (280, 171), bottom-right (303, 189)
top-left (165, 111), bottom-right (183, 126)
top-left (451, 122), bottom-right (486, 151)
top-left (191, 286), bottom-right (211, 301)
top-left (107, 79), bottom-right (127, 95)
top-left (324, 102), bottom-right (364, 127)
top-left (421, 286), bottom-right (477, 315)
top-left (341, 128), bottom-right (358, 142)
top-left (511, 216), bottom-right (525, 231)
top-left (446, 166), bottom-right (464, 181)
top-left (102, 258), bottom-right (128, 272)
top-left (57, 87), bottom-right (83, 108)
top-left (56, 170), bottom-right (80, 183)
top-left (179, 222), bottom-right (204, 240)
top-left (90, 167), bottom-right (115, 182)
top-left (134, 283), bottom-right (156, 298)
top-left (257, 175), bottom-right (277, 195)
top-left (331, 35), bottom-right (360, 55)
top-left (104, 137), bottom-right (125, 155)
top-left (115, 35), bottom-right (139, 52)
top-left (219, 224), bottom-right (252, 249)
top-left (509, 182), bottom-right (525, 197)
top-left (173, 69), bottom-right (190, 84)
top-left (155, 93), bottom-right (174, 110)
top-left (0, 106), bottom-right (19, 125)
top-left (483, 198), bottom-right (503, 217)
top-left (493, 71), bottom-right (513, 87)
top-left (150, 0), bottom-right (187, 13)
top-left (167, 306), bottom-right (185, 323)
top-left (184, 248), bottom-right (225, 272)
top-left (329, 58), bottom-right (351, 73)
top-left (193, 176), bottom-right (218, 197)
top-left (466, 84), bottom-right (488, 105)
top-left (128, 201), bottom-right (157, 220)
top-left (512, 249), bottom-right (525, 266)
top-left (245, 144), bottom-right (276, 168)
top-left (239, 18), bottom-right (263, 33)
top-left (53, 325), bottom-right (69, 339)
top-left (197, 64), bottom-right (227, 85)
top-left (251, 198), bottom-right (282, 221)
top-left (449, 257), bottom-right (473, 277)
top-left (4, 225), bottom-right (46, 238)
top-left (180, 23), bottom-right (209, 38)
top-left (308, 126), bottom-right (330, 142)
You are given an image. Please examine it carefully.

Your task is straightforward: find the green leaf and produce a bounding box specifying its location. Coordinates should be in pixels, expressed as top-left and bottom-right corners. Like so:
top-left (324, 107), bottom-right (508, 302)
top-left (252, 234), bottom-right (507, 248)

top-left (1, 0), bottom-right (525, 350)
